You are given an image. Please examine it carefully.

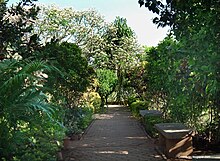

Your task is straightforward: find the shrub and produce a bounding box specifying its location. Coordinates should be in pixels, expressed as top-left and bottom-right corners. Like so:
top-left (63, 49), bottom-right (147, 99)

top-left (142, 116), bottom-right (171, 138)
top-left (142, 116), bottom-right (164, 138)
top-left (76, 106), bottom-right (93, 131)
top-left (15, 117), bottom-right (65, 161)
top-left (82, 91), bottom-right (101, 113)
top-left (130, 100), bottom-right (148, 117)
top-left (127, 96), bottom-right (138, 107)
top-left (0, 60), bottom-right (65, 161)
top-left (64, 105), bottom-right (93, 136)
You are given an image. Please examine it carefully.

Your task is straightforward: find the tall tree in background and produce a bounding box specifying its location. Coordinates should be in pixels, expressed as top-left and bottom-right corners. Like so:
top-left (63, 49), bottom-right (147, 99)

top-left (95, 17), bottom-right (141, 102)
top-left (37, 41), bottom-right (93, 108)
top-left (34, 6), bottom-right (106, 61)
top-left (0, 0), bottom-right (40, 59)
top-left (96, 69), bottom-right (118, 112)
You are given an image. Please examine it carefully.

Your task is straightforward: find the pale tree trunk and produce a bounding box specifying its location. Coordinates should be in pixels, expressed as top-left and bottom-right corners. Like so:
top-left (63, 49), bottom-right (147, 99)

top-left (100, 96), bottom-right (105, 113)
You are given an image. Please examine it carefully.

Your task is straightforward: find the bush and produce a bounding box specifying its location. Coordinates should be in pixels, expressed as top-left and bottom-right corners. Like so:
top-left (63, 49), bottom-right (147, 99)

top-left (15, 119), bottom-right (65, 161)
top-left (82, 91), bottom-right (101, 113)
top-left (127, 96), bottom-right (138, 107)
top-left (77, 106), bottom-right (93, 130)
top-left (142, 116), bottom-right (164, 138)
top-left (64, 105), bottom-right (93, 136)
top-left (130, 100), bottom-right (148, 117)
top-left (0, 110), bottom-right (65, 161)
top-left (0, 60), bottom-right (66, 161)
top-left (142, 116), bottom-right (171, 138)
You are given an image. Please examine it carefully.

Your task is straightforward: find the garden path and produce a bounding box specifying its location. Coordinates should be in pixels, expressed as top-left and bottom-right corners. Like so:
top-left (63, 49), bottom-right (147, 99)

top-left (61, 105), bottom-right (163, 161)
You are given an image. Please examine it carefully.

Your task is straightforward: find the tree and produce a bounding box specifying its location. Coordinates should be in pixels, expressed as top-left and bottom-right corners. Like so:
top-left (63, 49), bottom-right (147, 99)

top-left (1, 1), bottom-right (95, 160)
top-left (139, 0), bottom-right (220, 143)
top-left (37, 41), bottom-right (93, 108)
top-left (0, 1), bottom-right (66, 160)
top-left (34, 6), bottom-right (142, 104)
top-left (94, 17), bottom-right (141, 102)
top-left (0, 0), bottom-right (40, 59)
top-left (138, 0), bottom-right (220, 37)
top-left (96, 69), bottom-right (118, 112)
top-left (34, 5), bottom-right (106, 61)
top-left (124, 52), bottom-right (148, 99)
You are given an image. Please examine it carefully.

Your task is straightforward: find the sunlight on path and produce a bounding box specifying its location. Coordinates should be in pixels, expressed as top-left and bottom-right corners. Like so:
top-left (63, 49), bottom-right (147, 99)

top-left (62, 105), bottom-right (163, 161)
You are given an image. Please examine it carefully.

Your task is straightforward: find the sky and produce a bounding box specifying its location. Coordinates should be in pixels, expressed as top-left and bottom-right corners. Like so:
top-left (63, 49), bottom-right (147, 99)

top-left (8, 0), bottom-right (169, 46)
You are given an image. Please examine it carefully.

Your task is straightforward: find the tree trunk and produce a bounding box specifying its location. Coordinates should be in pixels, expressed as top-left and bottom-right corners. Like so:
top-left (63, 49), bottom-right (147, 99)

top-left (105, 96), bottom-right (108, 112)
top-left (116, 66), bottom-right (123, 103)
top-left (100, 96), bottom-right (105, 113)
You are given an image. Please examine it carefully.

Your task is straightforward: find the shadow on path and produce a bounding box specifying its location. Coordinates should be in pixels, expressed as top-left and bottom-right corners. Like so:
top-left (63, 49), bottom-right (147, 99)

top-left (62, 105), bottom-right (163, 161)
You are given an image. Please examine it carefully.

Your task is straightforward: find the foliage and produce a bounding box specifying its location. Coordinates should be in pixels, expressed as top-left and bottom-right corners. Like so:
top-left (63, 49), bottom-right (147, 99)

top-left (142, 116), bottom-right (166, 138)
top-left (37, 41), bottom-right (93, 108)
top-left (1, 1), bottom-right (66, 160)
top-left (0, 1), bottom-right (95, 160)
top-left (127, 95), bottom-right (138, 107)
top-left (0, 0), bottom-right (40, 59)
top-left (139, 0), bottom-right (220, 144)
top-left (64, 105), bottom-right (93, 136)
top-left (95, 17), bottom-right (140, 69)
top-left (130, 100), bottom-right (148, 117)
top-left (35, 41), bottom-right (94, 143)
top-left (144, 37), bottom-right (179, 115)
top-left (139, 0), bottom-right (220, 38)
top-left (34, 5), bottom-right (142, 105)
top-left (144, 37), bottom-right (216, 130)
top-left (96, 69), bottom-right (118, 111)
top-left (0, 59), bottom-right (65, 161)
top-left (81, 90), bottom-right (101, 113)
top-left (125, 54), bottom-right (147, 99)
top-left (94, 17), bottom-right (141, 103)
top-left (34, 5), bottom-right (106, 60)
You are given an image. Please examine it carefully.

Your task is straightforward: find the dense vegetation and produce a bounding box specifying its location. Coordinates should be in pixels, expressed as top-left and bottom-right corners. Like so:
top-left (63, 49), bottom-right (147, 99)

top-left (0, 0), bottom-right (219, 160)
top-left (0, 1), bottom-right (94, 160)
top-left (0, 0), bottom-right (140, 160)
top-left (137, 0), bottom-right (220, 150)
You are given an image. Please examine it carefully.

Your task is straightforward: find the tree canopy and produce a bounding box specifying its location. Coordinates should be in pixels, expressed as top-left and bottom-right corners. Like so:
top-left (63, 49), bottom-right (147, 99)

top-left (34, 5), bottom-right (106, 61)
top-left (139, 0), bottom-right (220, 144)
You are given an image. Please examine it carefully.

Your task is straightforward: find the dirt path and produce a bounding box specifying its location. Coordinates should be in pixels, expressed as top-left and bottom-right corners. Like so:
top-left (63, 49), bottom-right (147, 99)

top-left (61, 105), bottom-right (163, 161)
